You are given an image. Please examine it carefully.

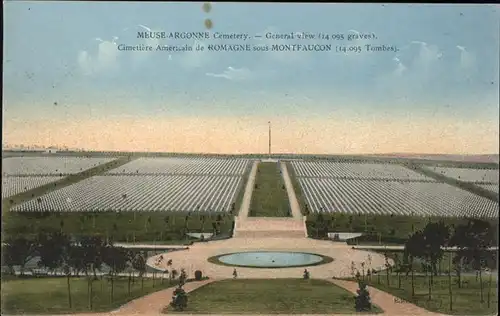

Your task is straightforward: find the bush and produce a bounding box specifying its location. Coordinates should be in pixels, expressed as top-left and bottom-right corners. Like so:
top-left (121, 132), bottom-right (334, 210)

top-left (303, 269), bottom-right (310, 279)
top-left (170, 286), bottom-right (188, 311)
top-left (354, 281), bottom-right (372, 312)
top-left (194, 270), bottom-right (203, 281)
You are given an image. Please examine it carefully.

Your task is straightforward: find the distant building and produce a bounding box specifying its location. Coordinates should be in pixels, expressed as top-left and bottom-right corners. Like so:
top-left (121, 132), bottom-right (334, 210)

top-left (45, 147), bottom-right (57, 154)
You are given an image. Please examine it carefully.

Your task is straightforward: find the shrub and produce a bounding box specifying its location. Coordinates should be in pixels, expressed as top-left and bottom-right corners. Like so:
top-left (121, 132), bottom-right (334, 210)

top-left (303, 269), bottom-right (310, 279)
top-left (194, 270), bottom-right (203, 281)
top-left (170, 287), bottom-right (188, 311)
top-left (354, 281), bottom-right (372, 312)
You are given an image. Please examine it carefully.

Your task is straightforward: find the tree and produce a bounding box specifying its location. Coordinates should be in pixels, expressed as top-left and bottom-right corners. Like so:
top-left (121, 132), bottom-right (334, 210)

top-left (452, 252), bottom-right (465, 288)
top-left (384, 252), bottom-right (391, 287)
top-left (37, 231), bottom-right (73, 308)
top-left (37, 231), bottom-right (71, 275)
top-left (405, 230), bottom-right (425, 297)
top-left (354, 281), bottom-right (372, 312)
top-left (316, 213), bottom-right (326, 238)
top-left (412, 221), bottom-right (450, 302)
top-left (68, 245), bottom-right (87, 277)
top-left (132, 251), bottom-right (147, 291)
top-left (421, 221), bottom-right (450, 279)
top-left (102, 244), bottom-right (129, 302)
top-left (392, 253), bottom-right (402, 289)
top-left (79, 235), bottom-right (106, 280)
top-left (3, 236), bottom-right (38, 276)
top-left (449, 219), bottom-right (495, 303)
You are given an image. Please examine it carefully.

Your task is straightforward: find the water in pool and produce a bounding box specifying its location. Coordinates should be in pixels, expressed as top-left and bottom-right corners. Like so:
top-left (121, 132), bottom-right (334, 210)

top-left (217, 251), bottom-right (324, 268)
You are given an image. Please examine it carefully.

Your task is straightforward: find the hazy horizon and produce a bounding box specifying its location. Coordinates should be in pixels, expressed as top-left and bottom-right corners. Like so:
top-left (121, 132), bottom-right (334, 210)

top-left (3, 2), bottom-right (499, 155)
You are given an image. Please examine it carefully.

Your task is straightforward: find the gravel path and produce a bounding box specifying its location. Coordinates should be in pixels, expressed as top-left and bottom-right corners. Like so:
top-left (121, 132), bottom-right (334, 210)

top-left (236, 160), bottom-right (259, 220)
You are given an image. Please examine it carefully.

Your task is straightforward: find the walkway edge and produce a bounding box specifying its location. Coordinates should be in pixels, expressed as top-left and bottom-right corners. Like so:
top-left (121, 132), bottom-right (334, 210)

top-left (280, 161), bottom-right (303, 220)
top-left (237, 161), bottom-right (259, 220)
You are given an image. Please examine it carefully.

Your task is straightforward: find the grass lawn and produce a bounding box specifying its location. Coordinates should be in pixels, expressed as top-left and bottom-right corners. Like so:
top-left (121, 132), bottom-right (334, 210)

top-left (2, 211), bottom-right (234, 243)
top-left (1, 275), bottom-right (182, 314)
top-left (249, 162), bottom-right (291, 217)
top-left (361, 274), bottom-right (498, 315)
top-left (164, 278), bottom-right (383, 314)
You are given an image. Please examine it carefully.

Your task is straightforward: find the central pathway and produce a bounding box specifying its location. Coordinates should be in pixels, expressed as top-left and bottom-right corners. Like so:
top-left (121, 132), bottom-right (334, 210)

top-left (234, 160), bottom-right (307, 239)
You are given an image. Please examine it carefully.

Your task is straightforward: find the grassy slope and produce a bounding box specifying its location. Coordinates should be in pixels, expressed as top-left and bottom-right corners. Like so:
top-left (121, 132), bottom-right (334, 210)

top-left (2, 211), bottom-right (234, 243)
top-left (1, 276), bottom-right (185, 314)
top-left (249, 162), bottom-right (291, 217)
top-left (165, 278), bottom-right (383, 314)
top-left (360, 275), bottom-right (498, 315)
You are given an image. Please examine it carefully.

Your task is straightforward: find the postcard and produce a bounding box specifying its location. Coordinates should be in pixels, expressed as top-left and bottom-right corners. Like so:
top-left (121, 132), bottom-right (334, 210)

top-left (2, 2), bottom-right (499, 316)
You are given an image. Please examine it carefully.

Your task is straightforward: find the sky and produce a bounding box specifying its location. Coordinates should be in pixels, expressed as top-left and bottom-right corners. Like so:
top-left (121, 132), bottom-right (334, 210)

top-left (3, 2), bottom-right (499, 154)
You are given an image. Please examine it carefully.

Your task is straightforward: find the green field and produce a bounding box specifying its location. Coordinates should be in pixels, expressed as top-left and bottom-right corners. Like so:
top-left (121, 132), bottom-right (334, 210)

top-left (164, 278), bottom-right (383, 314)
top-left (357, 275), bottom-right (498, 315)
top-left (1, 276), bottom-right (184, 314)
top-left (2, 211), bottom-right (234, 243)
top-left (249, 162), bottom-right (291, 217)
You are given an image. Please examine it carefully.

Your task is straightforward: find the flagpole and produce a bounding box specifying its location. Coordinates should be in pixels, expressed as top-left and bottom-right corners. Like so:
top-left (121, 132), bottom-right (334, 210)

top-left (268, 121), bottom-right (271, 157)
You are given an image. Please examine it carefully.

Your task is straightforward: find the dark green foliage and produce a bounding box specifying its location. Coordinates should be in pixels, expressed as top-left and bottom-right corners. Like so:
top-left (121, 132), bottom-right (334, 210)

top-left (354, 281), bottom-right (372, 312)
top-left (3, 211), bottom-right (234, 243)
top-left (2, 236), bottom-right (38, 275)
top-left (170, 286), bottom-right (188, 311)
top-left (37, 231), bottom-right (72, 274)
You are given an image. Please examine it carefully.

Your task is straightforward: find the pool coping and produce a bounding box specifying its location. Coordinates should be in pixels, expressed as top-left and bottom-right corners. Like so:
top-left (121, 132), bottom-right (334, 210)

top-left (207, 251), bottom-right (335, 269)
